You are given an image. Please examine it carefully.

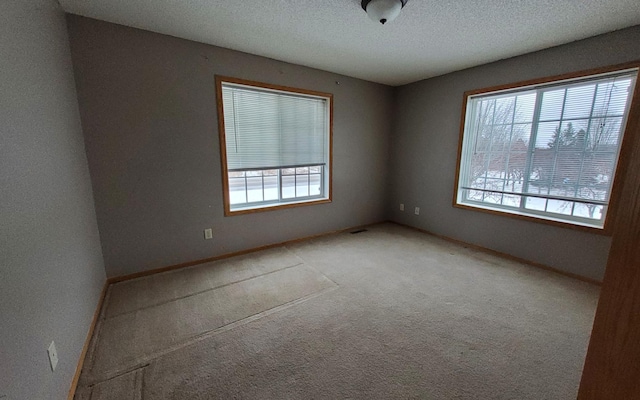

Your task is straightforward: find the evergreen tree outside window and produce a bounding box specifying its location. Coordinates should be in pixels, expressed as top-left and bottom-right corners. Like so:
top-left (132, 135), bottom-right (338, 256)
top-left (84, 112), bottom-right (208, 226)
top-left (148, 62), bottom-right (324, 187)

top-left (455, 66), bottom-right (639, 229)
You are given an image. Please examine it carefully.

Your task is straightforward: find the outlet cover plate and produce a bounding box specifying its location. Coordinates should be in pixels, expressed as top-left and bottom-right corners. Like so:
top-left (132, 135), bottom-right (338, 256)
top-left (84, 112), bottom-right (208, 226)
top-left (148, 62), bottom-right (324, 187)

top-left (47, 341), bottom-right (58, 371)
top-left (204, 228), bottom-right (213, 240)
top-left (414, 207), bottom-right (420, 215)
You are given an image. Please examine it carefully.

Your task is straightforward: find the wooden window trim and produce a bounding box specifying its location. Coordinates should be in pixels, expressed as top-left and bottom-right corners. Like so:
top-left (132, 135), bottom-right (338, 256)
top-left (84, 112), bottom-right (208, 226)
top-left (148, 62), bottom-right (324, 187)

top-left (215, 76), bottom-right (333, 216)
top-left (452, 61), bottom-right (640, 235)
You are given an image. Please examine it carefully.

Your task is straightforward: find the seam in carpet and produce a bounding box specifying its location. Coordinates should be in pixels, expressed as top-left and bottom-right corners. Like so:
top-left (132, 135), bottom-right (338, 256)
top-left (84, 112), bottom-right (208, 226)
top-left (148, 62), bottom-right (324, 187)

top-left (81, 284), bottom-right (340, 385)
top-left (85, 365), bottom-right (147, 400)
top-left (136, 364), bottom-right (145, 400)
top-left (87, 364), bottom-right (150, 389)
top-left (105, 262), bottom-right (305, 319)
top-left (304, 262), bottom-right (340, 288)
top-left (284, 246), bottom-right (342, 287)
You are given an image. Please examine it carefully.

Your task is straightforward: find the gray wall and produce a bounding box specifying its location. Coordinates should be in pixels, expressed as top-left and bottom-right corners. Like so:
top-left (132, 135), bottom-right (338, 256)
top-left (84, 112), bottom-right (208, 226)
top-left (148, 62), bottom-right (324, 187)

top-left (66, 16), bottom-right (394, 278)
top-left (388, 26), bottom-right (640, 282)
top-left (0, 2), bottom-right (106, 399)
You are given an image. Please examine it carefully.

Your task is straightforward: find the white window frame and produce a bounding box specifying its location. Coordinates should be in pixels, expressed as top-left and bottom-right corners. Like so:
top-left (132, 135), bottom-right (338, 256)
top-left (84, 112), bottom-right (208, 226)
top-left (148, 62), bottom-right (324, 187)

top-left (454, 65), bottom-right (640, 231)
top-left (216, 76), bottom-right (333, 215)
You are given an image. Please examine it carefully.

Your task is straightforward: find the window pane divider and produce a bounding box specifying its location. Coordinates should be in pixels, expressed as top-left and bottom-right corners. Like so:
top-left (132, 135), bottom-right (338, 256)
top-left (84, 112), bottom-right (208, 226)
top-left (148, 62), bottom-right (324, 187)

top-left (461, 186), bottom-right (608, 206)
top-left (520, 88), bottom-right (544, 211)
top-left (456, 64), bottom-right (639, 229)
top-left (229, 163), bottom-right (326, 172)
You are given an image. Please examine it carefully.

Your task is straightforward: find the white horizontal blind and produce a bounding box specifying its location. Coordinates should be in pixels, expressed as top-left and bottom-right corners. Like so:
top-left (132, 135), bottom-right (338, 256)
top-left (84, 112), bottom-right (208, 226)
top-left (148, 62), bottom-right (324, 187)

top-left (459, 69), bottom-right (637, 227)
top-left (222, 83), bottom-right (328, 170)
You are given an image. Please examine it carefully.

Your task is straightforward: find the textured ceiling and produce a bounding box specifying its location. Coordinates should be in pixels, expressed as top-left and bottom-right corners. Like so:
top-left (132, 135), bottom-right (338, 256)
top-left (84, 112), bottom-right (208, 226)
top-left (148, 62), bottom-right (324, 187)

top-left (58, 0), bottom-right (640, 86)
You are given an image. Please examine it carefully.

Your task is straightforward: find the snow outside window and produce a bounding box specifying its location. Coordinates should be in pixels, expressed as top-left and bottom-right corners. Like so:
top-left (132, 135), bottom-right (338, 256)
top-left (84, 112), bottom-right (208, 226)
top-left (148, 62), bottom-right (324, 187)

top-left (216, 77), bottom-right (332, 215)
top-left (455, 68), bottom-right (638, 229)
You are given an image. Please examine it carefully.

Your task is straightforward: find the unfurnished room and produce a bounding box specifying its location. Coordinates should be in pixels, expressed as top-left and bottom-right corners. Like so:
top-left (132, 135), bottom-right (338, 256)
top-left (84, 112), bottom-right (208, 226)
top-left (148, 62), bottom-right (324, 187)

top-left (2, 1), bottom-right (640, 399)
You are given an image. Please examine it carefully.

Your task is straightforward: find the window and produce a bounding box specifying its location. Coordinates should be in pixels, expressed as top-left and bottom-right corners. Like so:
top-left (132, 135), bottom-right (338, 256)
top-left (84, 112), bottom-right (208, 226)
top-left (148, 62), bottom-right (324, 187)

top-left (216, 77), bottom-right (332, 215)
top-left (455, 66), bottom-right (638, 230)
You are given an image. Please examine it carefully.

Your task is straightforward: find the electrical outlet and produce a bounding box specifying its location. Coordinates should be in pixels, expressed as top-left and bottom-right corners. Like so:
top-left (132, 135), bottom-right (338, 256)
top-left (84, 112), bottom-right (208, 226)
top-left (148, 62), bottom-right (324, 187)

top-left (399, 203), bottom-right (404, 211)
top-left (414, 207), bottom-right (420, 215)
top-left (47, 341), bottom-right (58, 371)
top-left (204, 228), bottom-right (213, 240)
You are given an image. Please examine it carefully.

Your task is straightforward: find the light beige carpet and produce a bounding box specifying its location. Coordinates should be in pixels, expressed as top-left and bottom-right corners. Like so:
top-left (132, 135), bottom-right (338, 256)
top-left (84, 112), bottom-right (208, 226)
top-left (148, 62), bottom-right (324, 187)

top-left (75, 223), bottom-right (599, 399)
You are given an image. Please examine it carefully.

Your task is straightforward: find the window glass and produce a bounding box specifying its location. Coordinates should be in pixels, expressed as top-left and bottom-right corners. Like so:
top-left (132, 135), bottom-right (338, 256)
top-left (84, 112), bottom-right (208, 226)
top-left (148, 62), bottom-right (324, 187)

top-left (217, 77), bottom-right (332, 214)
top-left (456, 68), bottom-right (638, 229)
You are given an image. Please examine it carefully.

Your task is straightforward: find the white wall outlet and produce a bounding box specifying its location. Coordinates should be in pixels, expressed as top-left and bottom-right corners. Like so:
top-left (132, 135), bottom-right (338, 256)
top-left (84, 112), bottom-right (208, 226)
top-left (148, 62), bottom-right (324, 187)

top-left (204, 228), bottom-right (213, 240)
top-left (399, 203), bottom-right (404, 211)
top-left (414, 207), bottom-right (420, 215)
top-left (47, 341), bottom-right (58, 371)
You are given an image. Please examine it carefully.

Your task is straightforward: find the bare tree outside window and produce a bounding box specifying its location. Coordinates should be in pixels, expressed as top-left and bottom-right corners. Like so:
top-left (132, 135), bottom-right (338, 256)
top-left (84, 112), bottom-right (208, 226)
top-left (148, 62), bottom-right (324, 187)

top-left (456, 68), bottom-right (637, 228)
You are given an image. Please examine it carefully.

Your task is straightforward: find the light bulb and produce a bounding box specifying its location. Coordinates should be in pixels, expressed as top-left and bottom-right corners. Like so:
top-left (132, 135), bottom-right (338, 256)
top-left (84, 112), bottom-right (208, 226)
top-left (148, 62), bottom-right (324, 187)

top-left (365, 0), bottom-right (403, 25)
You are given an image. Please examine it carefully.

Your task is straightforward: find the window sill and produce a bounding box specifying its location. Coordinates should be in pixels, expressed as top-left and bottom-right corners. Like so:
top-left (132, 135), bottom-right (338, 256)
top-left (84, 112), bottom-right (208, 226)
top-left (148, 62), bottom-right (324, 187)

top-left (453, 201), bottom-right (613, 235)
top-left (226, 197), bottom-right (332, 216)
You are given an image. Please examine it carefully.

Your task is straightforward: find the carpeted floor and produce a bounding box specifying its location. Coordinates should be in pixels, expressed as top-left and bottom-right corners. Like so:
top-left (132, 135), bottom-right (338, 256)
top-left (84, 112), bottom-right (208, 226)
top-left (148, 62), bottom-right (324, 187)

top-left (75, 222), bottom-right (599, 399)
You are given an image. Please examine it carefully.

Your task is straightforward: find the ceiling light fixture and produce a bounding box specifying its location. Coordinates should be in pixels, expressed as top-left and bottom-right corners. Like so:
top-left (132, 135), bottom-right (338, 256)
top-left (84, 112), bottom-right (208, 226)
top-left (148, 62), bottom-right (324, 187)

top-left (361, 0), bottom-right (408, 25)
